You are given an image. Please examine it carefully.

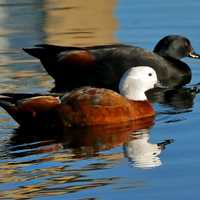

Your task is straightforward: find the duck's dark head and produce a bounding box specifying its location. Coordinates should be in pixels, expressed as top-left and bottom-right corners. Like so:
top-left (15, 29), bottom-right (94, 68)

top-left (153, 35), bottom-right (200, 59)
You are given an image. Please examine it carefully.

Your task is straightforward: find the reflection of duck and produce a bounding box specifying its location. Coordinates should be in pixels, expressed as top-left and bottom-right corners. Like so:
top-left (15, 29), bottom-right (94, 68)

top-left (9, 117), bottom-right (173, 169)
top-left (0, 66), bottom-right (159, 129)
top-left (24, 35), bottom-right (200, 92)
top-left (124, 129), bottom-right (173, 169)
top-left (147, 86), bottom-right (199, 110)
top-left (10, 116), bottom-right (155, 157)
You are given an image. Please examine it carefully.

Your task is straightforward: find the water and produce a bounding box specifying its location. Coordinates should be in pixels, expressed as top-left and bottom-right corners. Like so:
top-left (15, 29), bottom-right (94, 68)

top-left (0, 0), bottom-right (200, 199)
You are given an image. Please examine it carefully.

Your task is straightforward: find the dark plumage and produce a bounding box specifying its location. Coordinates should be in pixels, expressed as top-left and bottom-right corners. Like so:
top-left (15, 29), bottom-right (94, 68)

top-left (23, 35), bottom-right (200, 92)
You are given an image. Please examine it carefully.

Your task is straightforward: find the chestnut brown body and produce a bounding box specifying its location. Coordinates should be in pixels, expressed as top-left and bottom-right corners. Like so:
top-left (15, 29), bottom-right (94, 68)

top-left (54, 87), bottom-right (155, 127)
top-left (0, 87), bottom-right (155, 129)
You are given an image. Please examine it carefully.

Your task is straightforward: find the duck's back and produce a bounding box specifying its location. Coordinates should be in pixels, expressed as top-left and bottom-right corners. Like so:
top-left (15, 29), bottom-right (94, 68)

top-left (88, 45), bottom-right (191, 89)
top-left (24, 44), bottom-right (191, 91)
top-left (53, 87), bottom-right (155, 127)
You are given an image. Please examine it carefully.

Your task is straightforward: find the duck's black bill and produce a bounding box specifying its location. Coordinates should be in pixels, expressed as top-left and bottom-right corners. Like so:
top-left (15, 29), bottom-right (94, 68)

top-left (188, 51), bottom-right (200, 59)
top-left (157, 139), bottom-right (174, 150)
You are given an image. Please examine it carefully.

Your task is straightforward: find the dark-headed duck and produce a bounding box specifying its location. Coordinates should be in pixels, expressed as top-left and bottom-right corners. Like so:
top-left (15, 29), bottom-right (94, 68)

top-left (0, 66), bottom-right (160, 129)
top-left (23, 35), bottom-right (200, 92)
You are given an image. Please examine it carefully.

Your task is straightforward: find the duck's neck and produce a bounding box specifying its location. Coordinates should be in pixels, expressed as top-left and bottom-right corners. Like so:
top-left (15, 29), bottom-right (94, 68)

top-left (153, 49), bottom-right (180, 60)
top-left (128, 100), bottom-right (155, 119)
top-left (125, 91), bottom-right (147, 101)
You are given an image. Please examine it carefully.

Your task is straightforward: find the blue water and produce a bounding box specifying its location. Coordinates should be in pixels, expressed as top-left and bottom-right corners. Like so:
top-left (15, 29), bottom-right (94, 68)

top-left (0, 0), bottom-right (200, 199)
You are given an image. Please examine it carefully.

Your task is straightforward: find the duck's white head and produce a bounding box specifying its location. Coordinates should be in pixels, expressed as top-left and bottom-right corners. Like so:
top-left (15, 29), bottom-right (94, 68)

top-left (119, 66), bottom-right (158, 101)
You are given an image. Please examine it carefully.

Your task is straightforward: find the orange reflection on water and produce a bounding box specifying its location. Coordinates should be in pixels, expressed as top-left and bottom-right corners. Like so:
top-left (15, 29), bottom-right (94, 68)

top-left (0, 116), bottom-right (174, 199)
top-left (43, 0), bottom-right (118, 45)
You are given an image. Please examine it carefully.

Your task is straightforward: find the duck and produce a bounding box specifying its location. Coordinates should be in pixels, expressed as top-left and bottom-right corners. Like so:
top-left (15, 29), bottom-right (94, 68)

top-left (0, 66), bottom-right (160, 129)
top-left (23, 35), bottom-right (200, 92)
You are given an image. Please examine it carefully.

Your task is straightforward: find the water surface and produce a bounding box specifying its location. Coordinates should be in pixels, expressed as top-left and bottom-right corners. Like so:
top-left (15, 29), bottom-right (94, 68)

top-left (0, 0), bottom-right (200, 199)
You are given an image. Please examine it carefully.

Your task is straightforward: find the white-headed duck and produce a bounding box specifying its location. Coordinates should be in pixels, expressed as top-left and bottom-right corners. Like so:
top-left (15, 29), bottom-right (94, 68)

top-left (0, 66), bottom-right (160, 129)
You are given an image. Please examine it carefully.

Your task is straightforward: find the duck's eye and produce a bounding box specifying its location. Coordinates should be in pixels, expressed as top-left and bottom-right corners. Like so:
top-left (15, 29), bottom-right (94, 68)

top-left (148, 73), bottom-right (152, 77)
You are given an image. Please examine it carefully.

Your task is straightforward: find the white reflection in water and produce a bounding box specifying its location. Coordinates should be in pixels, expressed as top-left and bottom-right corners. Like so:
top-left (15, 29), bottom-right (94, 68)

top-left (124, 129), bottom-right (172, 169)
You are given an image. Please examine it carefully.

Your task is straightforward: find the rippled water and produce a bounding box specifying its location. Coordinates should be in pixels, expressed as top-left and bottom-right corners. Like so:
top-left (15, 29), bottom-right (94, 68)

top-left (0, 0), bottom-right (200, 199)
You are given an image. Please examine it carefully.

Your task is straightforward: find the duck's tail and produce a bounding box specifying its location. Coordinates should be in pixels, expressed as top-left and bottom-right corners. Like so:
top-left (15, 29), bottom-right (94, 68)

top-left (0, 96), bottom-right (18, 121)
top-left (23, 44), bottom-right (85, 59)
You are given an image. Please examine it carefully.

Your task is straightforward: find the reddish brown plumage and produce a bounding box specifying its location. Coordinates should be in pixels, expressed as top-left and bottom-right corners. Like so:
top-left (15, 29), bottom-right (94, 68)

top-left (59, 50), bottom-right (95, 68)
top-left (53, 87), bottom-right (155, 127)
top-left (17, 96), bottom-right (60, 113)
top-left (0, 96), bottom-right (60, 126)
top-left (0, 87), bottom-right (155, 129)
